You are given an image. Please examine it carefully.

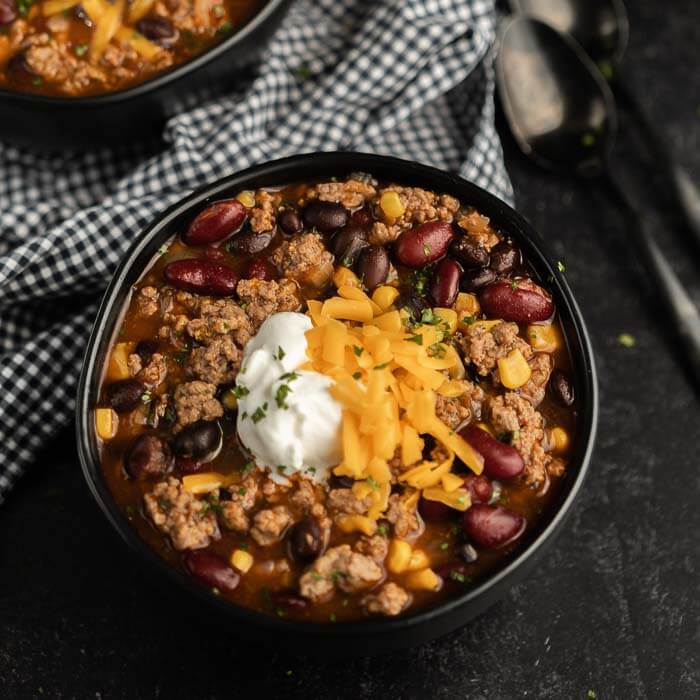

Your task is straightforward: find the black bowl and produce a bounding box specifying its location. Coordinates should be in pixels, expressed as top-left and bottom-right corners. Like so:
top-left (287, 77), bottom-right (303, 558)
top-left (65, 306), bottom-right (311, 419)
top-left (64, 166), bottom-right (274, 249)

top-left (0, 0), bottom-right (291, 151)
top-left (76, 152), bottom-right (598, 655)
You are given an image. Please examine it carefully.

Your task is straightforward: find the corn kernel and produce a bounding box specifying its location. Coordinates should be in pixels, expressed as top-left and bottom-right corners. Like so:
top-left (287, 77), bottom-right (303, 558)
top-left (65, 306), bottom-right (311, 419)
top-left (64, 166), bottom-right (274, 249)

top-left (387, 539), bottom-right (412, 574)
top-left (182, 472), bottom-right (228, 494)
top-left (550, 427), bottom-right (570, 453)
top-left (441, 472), bottom-right (464, 493)
top-left (527, 323), bottom-right (561, 352)
top-left (476, 422), bottom-right (494, 436)
top-left (231, 549), bottom-right (253, 574)
top-left (380, 191), bottom-right (405, 221)
top-left (497, 349), bottom-right (532, 389)
top-left (455, 292), bottom-right (480, 316)
top-left (335, 514), bottom-right (377, 536)
top-left (406, 549), bottom-right (430, 571)
top-left (235, 190), bottom-right (256, 208)
top-left (372, 285), bottom-right (400, 311)
top-left (220, 387), bottom-right (238, 411)
top-left (107, 342), bottom-right (135, 381)
top-left (433, 307), bottom-right (458, 335)
top-left (333, 266), bottom-right (361, 289)
top-left (405, 568), bottom-right (441, 591)
top-left (95, 408), bottom-right (118, 440)
top-left (422, 487), bottom-right (470, 511)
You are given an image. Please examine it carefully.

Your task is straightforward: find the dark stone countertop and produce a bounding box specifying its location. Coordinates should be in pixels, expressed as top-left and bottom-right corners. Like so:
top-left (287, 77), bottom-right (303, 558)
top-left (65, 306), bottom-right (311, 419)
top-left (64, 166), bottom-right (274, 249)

top-left (1, 1), bottom-right (699, 697)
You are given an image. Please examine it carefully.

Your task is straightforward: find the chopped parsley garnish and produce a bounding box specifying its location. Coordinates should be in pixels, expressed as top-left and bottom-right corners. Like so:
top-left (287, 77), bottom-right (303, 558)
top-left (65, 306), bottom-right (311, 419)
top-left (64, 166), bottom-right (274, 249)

top-left (617, 332), bottom-right (636, 348)
top-left (352, 345), bottom-right (364, 357)
top-left (409, 267), bottom-right (432, 295)
top-left (427, 342), bottom-right (446, 359)
top-left (157, 243), bottom-right (169, 256)
top-left (581, 132), bottom-right (596, 147)
top-left (275, 346), bottom-right (286, 360)
top-left (241, 461), bottom-right (254, 473)
top-left (275, 383), bottom-right (292, 409)
top-left (16, 0), bottom-right (34, 16)
top-left (234, 384), bottom-right (249, 398)
top-left (407, 333), bottom-right (423, 345)
top-left (377, 524), bottom-right (388, 537)
top-left (164, 405), bottom-right (177, 424)
top-left (423, 243), bottom-right (432, 256)
top-left (461, 315), bottom-right (476, 326)
top-left (238, 541), bottom-right (249, 550)
top-left (449, 571), bottom-right (466, 583)
top-left (277, 465), bottom-right (287, 474)
top-left (74, 44), bottom-right (88, 57)
top-left (125, 504), bottom-right (137, 518)
top-left (238, 487), bottom-right (247, 496)
top-left (250, 403), bottom-right (268, 423)
top-left (310, 571), bottom-right (323, 581)
top-left (329, 613), bottom-right (337, 622)
top-left (279, 371), bottom-right (299, 382)
top-left (217, 20), bottom-right (233, 34)
top-left (557, 260), bottom-right (566, 273)
top-left (420, 308), bottom-right (436, 325)
top-left (366, 476), bottom-right (380, 491)
top-left (32, 77), bottom-right (43, 87)
top-left (374, 362), bottom-right (389, 370)
top-left (141, 389), bottom-right (152, 405)
top-left (509, 279), bottom-right (519, 290)
top-left (439, 542), bottom-right (449, 551)
top-left (330, 570), bottom-right (342, 581)
top-left (587, 691), bottom-right (597, 700)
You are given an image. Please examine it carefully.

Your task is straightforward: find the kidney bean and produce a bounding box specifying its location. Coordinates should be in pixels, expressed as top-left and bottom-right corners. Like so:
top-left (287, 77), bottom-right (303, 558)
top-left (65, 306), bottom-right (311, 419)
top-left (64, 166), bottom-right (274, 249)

top-left (349, 206), bottom-right (373, 229)
top-left (450, 237), bottom-right (489, 269)
top-left (136, 16), bottom-right (179, 48)
top-left (183, 200), bottom-right (246, 246)
top-left (550, 369), bottom-right (575, 406)
top-left (458, 543), bottom-right (479, 563)
top-left (489, 240), bottom-right (521, 275)
top-left (175, 456), bottom-right (208, 474)
top-left (183, 550), bottom-right (240, 592)
top-left (394, 221), bottom-right (454, 268)
top-left (289, 516), bottom-right (325, 562)
top-left (302, 201), bottom-right (349, 232)
top-left (479, 279), bottom-right (554, 323)
top-left (106, 379), bottom-right (146, 413)
top-left (270, 590), bottom-right (308, 610)
top-left (331, 225), bottom-right (369, 267)
top-left (164, 259), bottom-right (238, 296)
top-left (355, 245), bottom-right (389, 291)
top-left (172, 420), bottom-right (222, 461)
top-left (460, 267), bottom-right (496, 292)
top-left (463, 504), bottom-right (526, 548)
top-left (460, 425), bottom-right (524, 480)
top-left (429, 258), bottom-right (461, 307)
top-left (203, 246), bottom-right (227, 263)
top-left (227, 229), bottom-right (273, 256)
top-left (0, 0), bottom-right (17, 25)
top-left (462, 473), bottom-right (494, 504)
top-left (277, 209), bottom-right (302, 236)
top-left (418, 497), bottom-right (453, 522)
top-left (125, 435), bottom-right (172, 480)
top-left (244, 258), bottom-right (277, 281)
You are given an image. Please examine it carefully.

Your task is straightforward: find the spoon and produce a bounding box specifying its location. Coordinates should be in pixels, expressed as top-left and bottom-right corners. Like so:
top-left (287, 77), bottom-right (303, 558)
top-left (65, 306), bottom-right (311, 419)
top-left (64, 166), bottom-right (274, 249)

top-left (510, 0), bottom-right (700, 249)
top-left (496, 16), bottom-right (700, 385)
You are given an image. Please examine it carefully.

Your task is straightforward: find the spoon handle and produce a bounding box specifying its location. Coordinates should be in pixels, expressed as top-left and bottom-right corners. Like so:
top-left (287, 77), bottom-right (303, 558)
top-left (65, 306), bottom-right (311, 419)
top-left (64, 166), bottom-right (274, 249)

top-left (604, 171), bottom-right (700, 385)
top-left (613, 75), bottom-right (700, 250)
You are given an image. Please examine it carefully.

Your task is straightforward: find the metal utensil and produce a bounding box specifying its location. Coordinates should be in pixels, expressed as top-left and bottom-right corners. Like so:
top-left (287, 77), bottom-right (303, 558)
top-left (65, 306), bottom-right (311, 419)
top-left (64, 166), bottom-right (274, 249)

top-left (511, 0), bottom-right (700, 248)
top-left (497, 16), bottom-right (700, 385)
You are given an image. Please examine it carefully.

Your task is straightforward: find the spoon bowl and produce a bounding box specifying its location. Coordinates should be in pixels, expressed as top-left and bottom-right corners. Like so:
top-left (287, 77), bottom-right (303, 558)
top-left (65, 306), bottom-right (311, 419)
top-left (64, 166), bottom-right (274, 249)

top-left (497, 16), bottom-right (617, 176)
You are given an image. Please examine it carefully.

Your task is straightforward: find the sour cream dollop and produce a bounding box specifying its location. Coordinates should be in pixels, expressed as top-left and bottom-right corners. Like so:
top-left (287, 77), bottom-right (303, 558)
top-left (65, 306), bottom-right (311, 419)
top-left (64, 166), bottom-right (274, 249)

top-left (235, 312), bottom-right (342, 483)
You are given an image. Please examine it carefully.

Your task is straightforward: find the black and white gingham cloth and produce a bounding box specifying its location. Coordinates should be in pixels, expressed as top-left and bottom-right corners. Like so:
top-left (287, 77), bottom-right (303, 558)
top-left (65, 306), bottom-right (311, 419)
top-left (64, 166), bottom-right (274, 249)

top-left (0, 0), bottom-right (511, 503)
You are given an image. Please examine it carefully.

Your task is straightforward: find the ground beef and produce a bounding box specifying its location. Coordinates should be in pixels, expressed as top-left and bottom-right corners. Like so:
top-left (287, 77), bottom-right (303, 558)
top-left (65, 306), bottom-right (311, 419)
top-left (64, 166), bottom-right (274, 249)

top-left (487, 393), bottom-right (555, 488)
top-left (355, 535), bottom-right (389, 563)
top-left (457, 210), bottom-right (501, 250)
top-left (187, 335), bottom-right (242, 386)
top-left (270, 233), bottom-right (334, 289)
top-left (368, 186), bottom-right (460, 245)
top-left (153, 0), bottom-right (215, 32)
top-left (299, 544), bottom-right (383, 603)
top-left (250, 506), bottom-right (293, 546)
top-left (135, 287), bottom-right (160, 317)
top-left (386, 494), bottom-right (423, 540)
top-left (185, 298), bottom-right (252, 347)
top-left (237, 278), bottom-right (301, 331)
top-left (249, 190), bottom-right (279, 233)
top-left (219, 502), bottom-right (249, 533)
top-left (516, 352), bottom-right (553, 407)
top-left (173, 381), bottom-right (223, 431)
top-left (458, 322), bottom-right (533, 376)
top-left (128, 352), bottom-right (168, 387)
top-left (327, 488), bottom-right (372, 515)
top-left (362, 582), bottom-right (410, 616)
top-left (307, 179), bottom-right (377, 209)
top-left (144, 478), bottom-right (220, 550)
top-left (435, 380), bottom-right (484, 430)
top-left (261, 477), bottom-right (291, 503)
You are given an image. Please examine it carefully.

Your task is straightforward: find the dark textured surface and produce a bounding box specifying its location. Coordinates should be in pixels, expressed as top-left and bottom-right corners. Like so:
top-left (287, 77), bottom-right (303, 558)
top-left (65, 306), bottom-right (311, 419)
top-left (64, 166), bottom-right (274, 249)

top-left (1, 2), bottom-right (699, 698)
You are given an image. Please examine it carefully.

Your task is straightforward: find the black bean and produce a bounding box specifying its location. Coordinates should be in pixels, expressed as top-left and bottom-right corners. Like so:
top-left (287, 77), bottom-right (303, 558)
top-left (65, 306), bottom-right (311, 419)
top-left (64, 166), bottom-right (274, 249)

top-left (227, 229), bottom-right (273, 256)
top-left (331, 225), bottom-right (369, 267)
top-left (489, 240), bottom-right (521, 275)
top-left (549, 369), bottom-right (575, 406)
top-left (450, 237), bottom-right (490, 269)
top-left (136, 16), bottom-right (179, 48)
top-left (106, 379), bottom-right (146, 413)
top-left (172, 420), bottom-right (222, 461)
top-left (302, 201), bottom-right (349, 233)
top-left (289, 516), bottom-right (325, 562)
top-left (460, 267), bottom-right (496, 292)
top-left (135, 339), bottom-right (159, 363)
top-left (277, 208), bottom-right (303, 236)
top-left (355, 245), bottom-right (389, 291)
top-left (329, 474), bottom-right (354, 489)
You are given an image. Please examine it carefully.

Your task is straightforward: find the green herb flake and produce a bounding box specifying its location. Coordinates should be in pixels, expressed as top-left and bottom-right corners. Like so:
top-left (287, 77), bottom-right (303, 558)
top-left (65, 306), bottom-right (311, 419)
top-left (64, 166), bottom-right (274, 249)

top-left (275, 383), bottom-right (292, 409)
top-left (279, 371), bottom-right (299, 382)
top-left (509, 279), bottom-right (519, 291)
top-left (74, 44), bottom-right (88, 57)
top-left (238, 541), bottom-right (250, 550)
top-left (598, 59), bottom-right (614, 80)
top-left (581, 132), bottom-right (596, 147)
top-left (617, 333), bottom-right (636, 348)
top-left (423, 243), bottom-right (432, 256)
top-left (373, 362), bottom-right (389, 370)
top-left (310, 572), bottom-right (323, 581)
top-left (420, 308), bottom-right (435, 325)
top-left (32, 77), bottom-right (43, 87)
top-left (141, 389), bottom-right (152, 405)
top-left (377, 524), bottom-right (388, 537)
top-left (352, 345), bottom-right (364, 357)
top-left (251, 403), bottom-right (268, 423)
top-left (461, 315), bottom-right (476, 326)
top-left (407, 333), bottom-right (423, 345)
top-left (241, 461), bottom-right (254, 473)
top-left (329, 613), bottom-right (337, 623)
top-left (439, 542), bottom-right (449, 551)
top-left (366, 476), bottom-right (380, 491)
top-left (557, 260), bottom-right (566, 273)
top-left (238, 487), bottom-right (247, 496)
top-left (449, 571), bottom-right (466, 583)
top-left (587, 692), bottom-right (597, 700)
top-left (233, 384), bottom-right (249, 399)
top-left (277, 465), bottom-right (287, 474)
top-left (275, 346), bottom-right (286, 361)
top-left (217, 20), bottom-right (233, 35)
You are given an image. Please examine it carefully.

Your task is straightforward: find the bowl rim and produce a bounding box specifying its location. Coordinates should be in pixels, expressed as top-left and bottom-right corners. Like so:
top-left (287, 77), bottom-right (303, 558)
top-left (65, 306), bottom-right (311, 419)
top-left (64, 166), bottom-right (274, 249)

top-left (76, 151), bottom-right (598, 639)
top-left (0, 0), bottom-right (287, 106)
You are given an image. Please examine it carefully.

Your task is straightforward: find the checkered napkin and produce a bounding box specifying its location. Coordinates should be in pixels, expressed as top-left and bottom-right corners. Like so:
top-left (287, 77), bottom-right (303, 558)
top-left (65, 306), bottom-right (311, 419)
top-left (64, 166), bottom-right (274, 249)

top-left (0, 0), bottom-right (511, 502)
